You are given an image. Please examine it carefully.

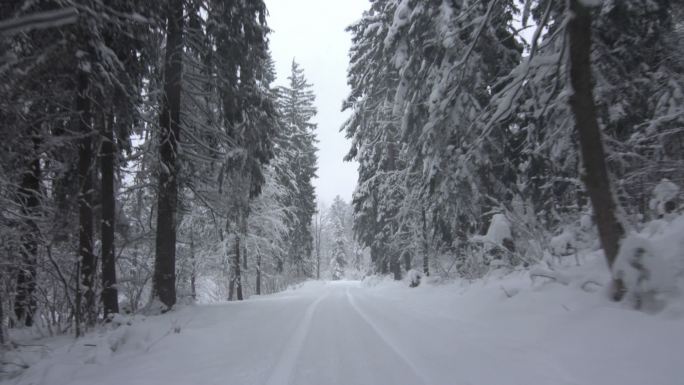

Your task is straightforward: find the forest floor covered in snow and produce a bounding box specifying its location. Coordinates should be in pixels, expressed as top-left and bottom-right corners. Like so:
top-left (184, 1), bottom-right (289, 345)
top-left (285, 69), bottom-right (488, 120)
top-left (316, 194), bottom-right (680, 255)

top-left (2, 242), bottom-right (684, 385)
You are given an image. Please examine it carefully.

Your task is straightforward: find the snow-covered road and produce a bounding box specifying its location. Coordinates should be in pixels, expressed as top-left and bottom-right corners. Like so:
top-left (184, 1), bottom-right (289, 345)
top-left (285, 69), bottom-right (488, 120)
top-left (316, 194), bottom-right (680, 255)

top-left (9, 277), bottom-right (684, 385)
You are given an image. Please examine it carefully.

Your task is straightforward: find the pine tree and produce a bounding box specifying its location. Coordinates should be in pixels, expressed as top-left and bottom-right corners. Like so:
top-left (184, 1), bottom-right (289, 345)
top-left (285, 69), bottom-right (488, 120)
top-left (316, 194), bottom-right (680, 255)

top-left (344, 0), bottom-right (521, 279)
top-left (329, 219), bottom-right (348, 281)
top-left (206, 0), bottom-right (276, 300)
top-left (278, 60), bottom-right (318, 277)
top-left (343, 0), bottom-right (405, 277)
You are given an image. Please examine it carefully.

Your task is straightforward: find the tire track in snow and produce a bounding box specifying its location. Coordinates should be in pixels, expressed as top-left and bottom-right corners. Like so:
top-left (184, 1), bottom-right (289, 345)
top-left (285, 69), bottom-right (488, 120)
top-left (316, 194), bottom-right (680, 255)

top-left (264, 291), bottom-right (328, 385)
top-left (345, 288), bottom-right (430, 385)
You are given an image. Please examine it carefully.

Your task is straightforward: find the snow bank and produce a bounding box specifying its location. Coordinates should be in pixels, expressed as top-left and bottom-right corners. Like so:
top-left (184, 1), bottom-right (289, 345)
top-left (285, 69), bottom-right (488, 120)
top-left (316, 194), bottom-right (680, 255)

top-left (2, 308), bottom-right (197, 384)
top-left (360, 249), bottom-right (684, 385)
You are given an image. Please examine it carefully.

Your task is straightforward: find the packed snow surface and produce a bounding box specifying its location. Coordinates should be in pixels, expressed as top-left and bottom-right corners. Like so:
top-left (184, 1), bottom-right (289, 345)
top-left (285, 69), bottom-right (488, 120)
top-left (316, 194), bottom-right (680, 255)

top-left (5, 269), bottom-right (684, 385)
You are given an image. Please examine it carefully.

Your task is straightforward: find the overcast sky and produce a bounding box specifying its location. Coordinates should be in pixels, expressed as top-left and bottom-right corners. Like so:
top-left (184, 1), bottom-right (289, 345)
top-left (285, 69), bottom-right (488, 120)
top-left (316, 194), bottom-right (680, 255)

top-left (265, 0), bottom-right (368, 205)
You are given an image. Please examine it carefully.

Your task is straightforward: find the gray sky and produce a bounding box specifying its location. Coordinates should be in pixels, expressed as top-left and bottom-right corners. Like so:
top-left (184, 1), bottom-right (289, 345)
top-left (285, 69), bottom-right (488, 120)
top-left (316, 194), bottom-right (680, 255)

top-left (265, 0), bottom-right (368, 205)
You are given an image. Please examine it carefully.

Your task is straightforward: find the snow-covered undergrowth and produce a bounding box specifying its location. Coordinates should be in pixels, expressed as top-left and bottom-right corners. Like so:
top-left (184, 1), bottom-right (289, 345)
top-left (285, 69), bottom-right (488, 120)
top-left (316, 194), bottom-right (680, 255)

top-left (1, 309), bottom-right (196, 383)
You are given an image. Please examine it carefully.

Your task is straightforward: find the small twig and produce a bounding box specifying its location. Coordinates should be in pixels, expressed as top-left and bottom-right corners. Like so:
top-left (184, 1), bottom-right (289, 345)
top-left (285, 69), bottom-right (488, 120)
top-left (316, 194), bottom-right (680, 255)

top-left (530, 272), bottom-right (557, 281)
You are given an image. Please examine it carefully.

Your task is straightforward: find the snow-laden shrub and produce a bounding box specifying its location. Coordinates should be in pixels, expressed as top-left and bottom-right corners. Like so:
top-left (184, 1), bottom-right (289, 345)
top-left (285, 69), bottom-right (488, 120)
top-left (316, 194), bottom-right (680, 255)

top-left (550, 228), bottom-right (577, 256)
top-left (330, 257), bottom-right (346, 280)
top-left (649, 178), bottom-right (680, 217)
top-left (613, 235), bottom-right (674, 312)
top-left (465, 214), bottom-right (521, 278)
top-left (485, 214), bottom-right (512, 246)
top-left (549, 212), bottom-right (595, 259)
top-left (406, 269), bottom-right (422, 288)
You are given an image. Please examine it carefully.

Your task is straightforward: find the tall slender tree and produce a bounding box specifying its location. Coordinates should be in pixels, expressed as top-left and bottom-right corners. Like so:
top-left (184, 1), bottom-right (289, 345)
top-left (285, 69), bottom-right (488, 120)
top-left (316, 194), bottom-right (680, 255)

top-left (154, 0), bottom-right (184, 310)
top-left (76, 58), bottom-right (96, 326)
top-left (100, 110), bottom-right (118, 318)
top-left (278, 60), bottom-right (318, 277)
top-left (567, 0), bottom-right (625, 300)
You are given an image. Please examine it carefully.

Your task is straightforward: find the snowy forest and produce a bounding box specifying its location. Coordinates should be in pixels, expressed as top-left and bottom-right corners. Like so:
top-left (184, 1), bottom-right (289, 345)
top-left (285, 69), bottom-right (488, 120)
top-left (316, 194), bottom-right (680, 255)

top-left (1, 0), bottom-right (683, 384)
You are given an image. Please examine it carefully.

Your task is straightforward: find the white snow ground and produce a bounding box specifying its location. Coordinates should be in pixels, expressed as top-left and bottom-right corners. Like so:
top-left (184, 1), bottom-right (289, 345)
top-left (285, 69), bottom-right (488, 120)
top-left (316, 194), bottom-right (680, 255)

top-left (4, 258), bottom-right (684, 385)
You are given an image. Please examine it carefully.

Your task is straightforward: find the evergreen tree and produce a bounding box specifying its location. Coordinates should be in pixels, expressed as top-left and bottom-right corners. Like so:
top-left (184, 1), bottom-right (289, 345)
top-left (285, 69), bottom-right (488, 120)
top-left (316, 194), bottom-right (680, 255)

top-left (345, 0), bottom-right (521, 278)
top-left (329, 219), bottom-right (348, 281)
top-left (277, 60), bottom-right (318, 277)
top-left (343, 0), bottom-right (405, 278)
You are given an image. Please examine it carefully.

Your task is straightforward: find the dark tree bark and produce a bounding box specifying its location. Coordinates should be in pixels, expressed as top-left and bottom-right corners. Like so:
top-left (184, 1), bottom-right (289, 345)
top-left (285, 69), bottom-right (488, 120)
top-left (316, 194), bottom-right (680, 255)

top-left (0, 290), bottom-right (4, 343)
top-left (256, 252), bottom-right (261, 295)
top-left (422, 207), bottom-right (429, 276)
top-left (100, 109), bottom-right (119, 318)
top-left (242, 242), bottom-right (247, 270)
top-left (390, 250), bottom-right (401, 280)
top-left (75, 257), bottom-right (82, 337)
top-left (14, 143), bottom-right (40, 327)
top-left (76, 69), bottom-right (96, 326)
top-left (314, 210), bottom-right (322, 280)
top-left (190, 232), bottom-right (196, 301)
top-left (568, 0), bottom-right (625, 300)
top-left (228, 273), bottom-right (234, 301)
top-left (153, 0), bottom-right (184, 309)
top-left (234, 235), bottom-right (243, 301)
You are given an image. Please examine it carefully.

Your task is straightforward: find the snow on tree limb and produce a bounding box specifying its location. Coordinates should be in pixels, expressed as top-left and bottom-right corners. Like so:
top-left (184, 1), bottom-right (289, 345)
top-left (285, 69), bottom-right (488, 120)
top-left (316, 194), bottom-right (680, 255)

top-left (0, 8), bottom-right (78, 36)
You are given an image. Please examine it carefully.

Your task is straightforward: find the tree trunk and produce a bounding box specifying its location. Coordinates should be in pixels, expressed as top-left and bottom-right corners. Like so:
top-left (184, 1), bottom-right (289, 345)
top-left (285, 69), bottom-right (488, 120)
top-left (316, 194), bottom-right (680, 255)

top-left (228, 273), bottom-right (234, 301)
top-left (153, 0), bottom-right (184, 310)
top-left (76, 69), bottom-right (96, 326)
top-left (422, 207), bottom-right (429, 276)
top-left (242, 241), bottom-right (247, 270)
top-left (314, 211), bottom-right (321, 280)
top-left (567, 0), bottom-right (625, 301)
top-left (256, 252), bottom-right (261, 295)
top-left (75, 257), bottom-right (81, 337)
top-left (100, 109), bottom-right (119, 319)
top-left (14, 140), bottom-right (40, 326)
top-left (234, 234), bottom-right (243, 301)
top-left (0, 290), bottom-right (4, 344)
top-left (390, 251), bottom-right (401, 280)
top-left (190, 232), bottom-right (196, 301)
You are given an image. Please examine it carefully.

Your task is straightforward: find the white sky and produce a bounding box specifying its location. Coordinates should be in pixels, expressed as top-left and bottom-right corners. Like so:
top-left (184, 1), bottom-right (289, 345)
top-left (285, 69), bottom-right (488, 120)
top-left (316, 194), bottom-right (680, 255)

top-left (265, 0), bottom-right (368, 205)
